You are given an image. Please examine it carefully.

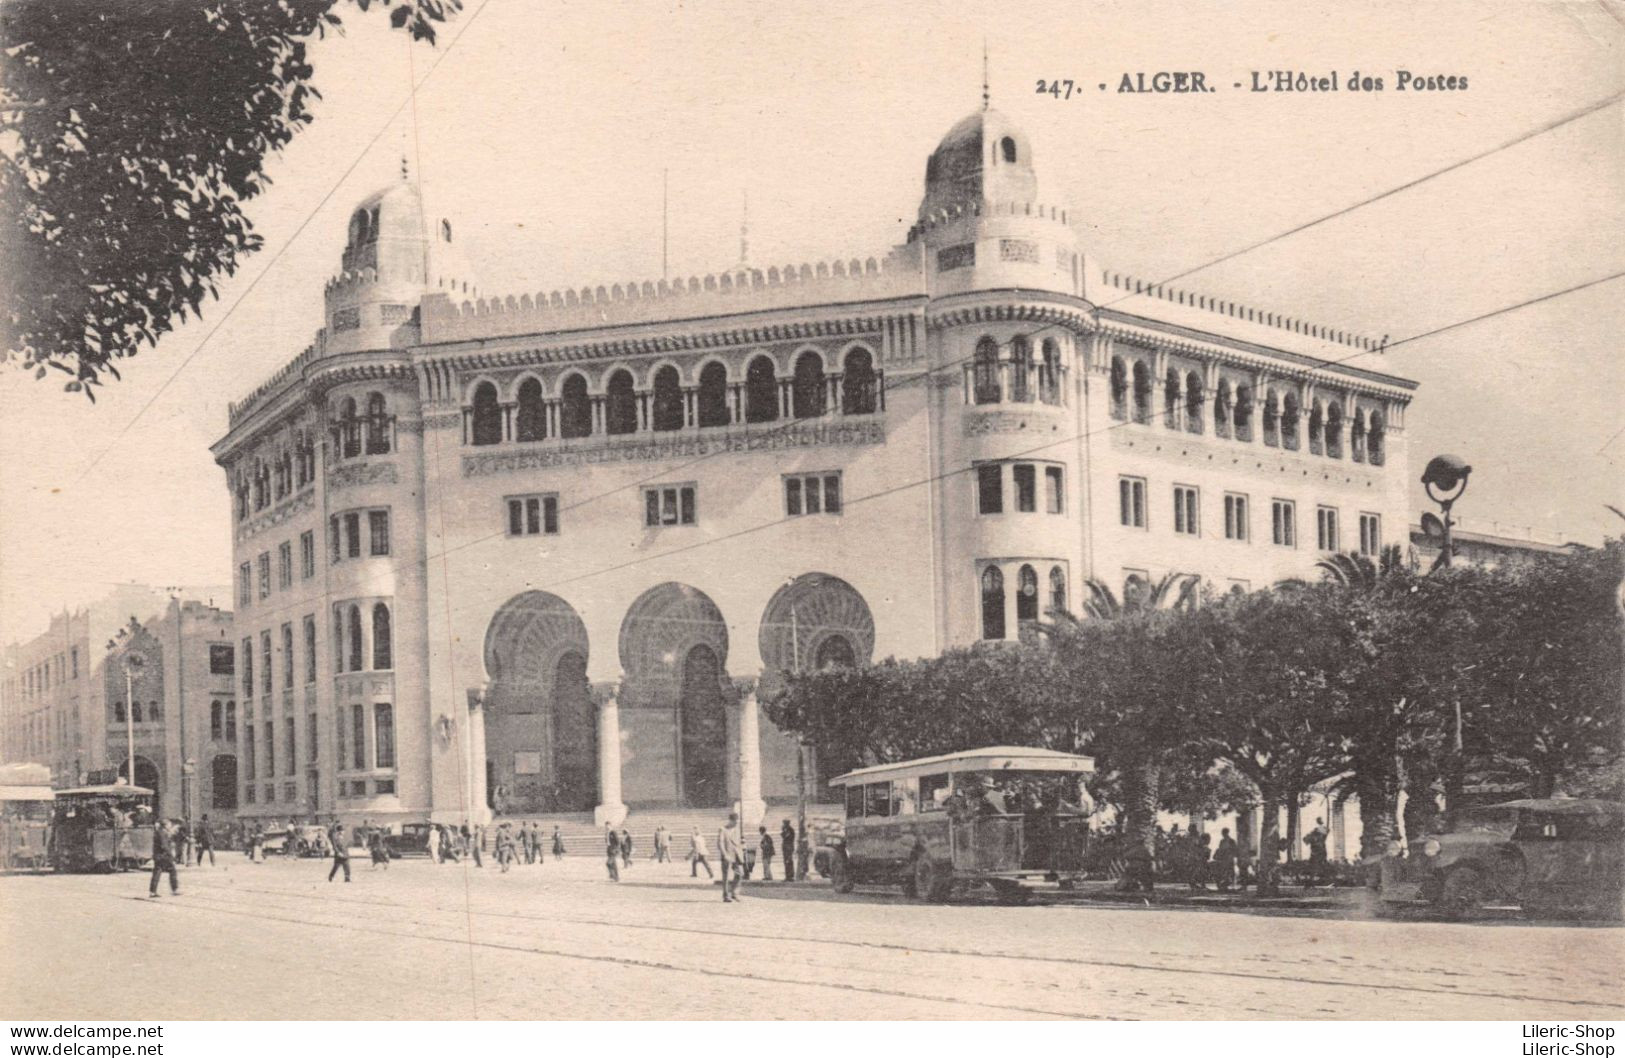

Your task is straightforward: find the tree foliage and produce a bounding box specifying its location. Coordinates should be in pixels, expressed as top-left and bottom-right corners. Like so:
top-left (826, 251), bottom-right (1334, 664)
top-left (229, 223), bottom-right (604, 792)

top-left (0, 0), bottom-right (459, 395)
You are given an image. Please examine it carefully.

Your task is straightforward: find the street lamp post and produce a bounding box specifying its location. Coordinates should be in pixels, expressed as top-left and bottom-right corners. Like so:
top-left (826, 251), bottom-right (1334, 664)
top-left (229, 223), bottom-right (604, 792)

top-left (1420, 454), bottom-right (1472, 571)
top-left (122, 652), bottom-right (146, 794)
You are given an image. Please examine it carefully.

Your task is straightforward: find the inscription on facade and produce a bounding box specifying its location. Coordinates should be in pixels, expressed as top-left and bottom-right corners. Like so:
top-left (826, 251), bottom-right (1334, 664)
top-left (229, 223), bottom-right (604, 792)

top-left (937, 244), bottom-right (975, 271)
top-left (380, 303), bottom-right (413, 325)
top-left (234, 489), bottom-right (316, 543)
top-left (328, 461), bottom-right (400, 490)
top-left (332, 307), bottom-right (361, 332)
top-left (462, 421), bottom-right (886, 478)
top-left (1000, 238), bottom-right (1040, 264)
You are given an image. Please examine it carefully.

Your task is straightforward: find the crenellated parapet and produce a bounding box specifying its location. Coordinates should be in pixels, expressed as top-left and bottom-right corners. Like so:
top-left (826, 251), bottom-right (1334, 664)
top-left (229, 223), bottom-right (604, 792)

top-left (420, 253), bottom-right (924, 345)
top-left (1098, 270), bottom-right (1382, 354)
top-left (906, 198), bottom-right (1072, 243)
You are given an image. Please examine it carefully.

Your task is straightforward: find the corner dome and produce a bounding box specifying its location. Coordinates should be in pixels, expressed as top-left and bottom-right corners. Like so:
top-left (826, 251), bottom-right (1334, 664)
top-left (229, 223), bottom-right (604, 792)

top-left (338, 177), bottom-right (477, 298)
top-left (920, 107), bottom-right (1036, 220)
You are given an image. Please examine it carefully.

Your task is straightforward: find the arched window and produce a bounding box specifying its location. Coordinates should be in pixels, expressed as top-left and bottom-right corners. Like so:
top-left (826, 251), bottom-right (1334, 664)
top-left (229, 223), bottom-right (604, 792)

top-left (1185, 371), bottom-right (1205, 434)
top-left (559, 373), bottom-right (592, 439)
top-left (842, 347), bottom-right (878, 415)
top-left (347, 604), bottom-right (363, 673)
top-left (697, 362), bottom-right (730, 427)
top-left (1131, 361), bottom-right (1152, 424)
top-left (1351, 410), bottom-right (1368, 463)
top-left (1009, 337), bottom-right (1033, 403)
top-left (211, 700), bottom-right (223, 741)
top-left (339, 396), bottom-right (361, 458)
top-left (1308, 400), bottom-right (1325, 455)
top-left (372, 603), bottom-right (392, 670)
top-left (745, 355), bottom-right (779, 423)
top-left (1048, 566), bottom-right (1067, 614)
top-left (148, 700), bottom-right (161, 722)
top-left (131, 701), bottom-right (142, 723)
top-left (1214, 381), bottom-right (1233, 438)
top-left (980, 566), bottom-right (1006, 640)
top-left (1000, 136), bottom-right (1017, 163)
top-left (814, 635), bottom-right (855, 671)
top-left (605, 369), bottom-right (637, 435)
top-left (792, 351), bottom-right (825, 419)
top-left (1282, 392), bottom-right (1301, 450)
top-left (1234, 385), bottom-right (1254, 442)
top-left (1108, 357), bottom-right (1128, 420)
top-left (1263, 391), bottom-right (1281, 447)
top-left (651, 366), bottom-right (684, 431)
top-left (332, 612), bottom-right (345, 674)
top-left (364, 392), bottom-right (391, 454)
top-left (1039, 339), bottom-right (1062, 405)
top-left (470, 382), bottom-right (502, 446)
top-left (374, 704), bottom-right (395, 769)
top-left (1325, 401), bottom-right (1344, 459)
top-left (1163, 369), bottom-right (1182, 428)
top-left (1368, 411), bottom-right (1386, 466)
top-left (515, 378), bottom-right (545, 442)
top-left (1016, 564), bottom-right (1039, 622)
top-left (349, 210), bottom-right (369, 247)
top-left (974, 337), bottom-right (1002, 405)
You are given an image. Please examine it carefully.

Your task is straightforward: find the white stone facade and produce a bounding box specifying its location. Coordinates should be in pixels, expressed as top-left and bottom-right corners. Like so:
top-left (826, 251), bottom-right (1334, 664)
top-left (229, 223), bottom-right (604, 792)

top-left (213, 106), bottom-right (1416, 828)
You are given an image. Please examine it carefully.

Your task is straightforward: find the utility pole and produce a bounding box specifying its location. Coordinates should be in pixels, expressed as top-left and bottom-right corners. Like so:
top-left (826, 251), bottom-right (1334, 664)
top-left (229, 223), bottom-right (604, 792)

top-left (792, 606), bottom-right (806, 881)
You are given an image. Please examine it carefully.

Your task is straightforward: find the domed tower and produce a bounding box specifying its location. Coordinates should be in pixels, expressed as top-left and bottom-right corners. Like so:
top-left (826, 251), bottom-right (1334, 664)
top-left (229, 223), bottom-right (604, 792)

top-left (909, 105), bottom-right (1079, 299)
top-left (323, 170), bottom-right (476, 356)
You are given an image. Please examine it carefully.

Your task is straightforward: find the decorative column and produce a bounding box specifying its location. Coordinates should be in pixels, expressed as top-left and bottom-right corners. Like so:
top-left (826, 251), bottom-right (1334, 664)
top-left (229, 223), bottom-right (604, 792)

top-left (467, 690), bottom-right (490, 825)
top-left (682, 388), bottom-right (697, 429)
top-left (1330, 796), bottom-right (1347, 861)
top-left (734, 679), bottom-right (766, 829)
top-left (828, 374), bottom-right (844, 416)
top-left (592, 681), bottom-right (626, 827)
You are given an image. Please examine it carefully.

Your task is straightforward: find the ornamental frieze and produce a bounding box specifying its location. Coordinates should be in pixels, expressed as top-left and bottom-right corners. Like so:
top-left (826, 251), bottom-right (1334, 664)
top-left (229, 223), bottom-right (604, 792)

top-left (963, 410), bottom-right (1064, 437)
top-left (328, 461), bottom-right (400, 490)
top-left (233, 489), bottom-right (316, 543)
top-left (462, 420), bottom-right (885, 478)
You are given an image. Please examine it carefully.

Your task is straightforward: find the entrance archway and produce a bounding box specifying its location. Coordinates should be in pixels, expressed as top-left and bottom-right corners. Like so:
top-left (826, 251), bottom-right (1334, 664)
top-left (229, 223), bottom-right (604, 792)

top-left (679, 645), bottom-right (728, 807)
top-left (117, 755), bottom-right (161, 804)
top-left (484, 591), bottom-right (594, 813)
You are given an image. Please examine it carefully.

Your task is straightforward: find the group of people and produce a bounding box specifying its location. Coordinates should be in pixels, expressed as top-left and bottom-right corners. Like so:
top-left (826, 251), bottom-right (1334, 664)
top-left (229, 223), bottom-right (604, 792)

top-left (1114, 817), bottom-right (1334, 893)
top-left (604, 816), bottom-right (813, 901)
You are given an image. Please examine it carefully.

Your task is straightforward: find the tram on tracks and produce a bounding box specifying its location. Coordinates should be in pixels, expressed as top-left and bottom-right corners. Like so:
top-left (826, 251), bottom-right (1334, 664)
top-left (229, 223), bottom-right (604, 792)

top-left (49, 784), bottom-right (157, 872)
top-left (0, 763), bottom-right (55, 871)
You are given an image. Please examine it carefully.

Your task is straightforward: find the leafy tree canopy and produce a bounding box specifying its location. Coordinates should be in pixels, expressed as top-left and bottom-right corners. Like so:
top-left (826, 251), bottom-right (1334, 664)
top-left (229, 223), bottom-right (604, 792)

top-left (0, 0), bottom-right (459, 397)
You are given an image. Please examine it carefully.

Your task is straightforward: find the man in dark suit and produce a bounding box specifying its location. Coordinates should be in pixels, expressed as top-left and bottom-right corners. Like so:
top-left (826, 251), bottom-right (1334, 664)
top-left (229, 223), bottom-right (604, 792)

top-left (780, 819), bottom-right (797, 882)
top-left (194, 814), bottom-right (215, 867)
top-left (148, 820), bottom-right (178, 898)
top-left (327, 822), bottom-right (351, 882)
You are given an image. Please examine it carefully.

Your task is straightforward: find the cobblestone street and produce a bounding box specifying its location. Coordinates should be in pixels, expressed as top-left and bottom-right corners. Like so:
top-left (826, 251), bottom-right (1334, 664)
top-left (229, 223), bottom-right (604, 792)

top-left (3, 855), bottom-right (1622, 1020)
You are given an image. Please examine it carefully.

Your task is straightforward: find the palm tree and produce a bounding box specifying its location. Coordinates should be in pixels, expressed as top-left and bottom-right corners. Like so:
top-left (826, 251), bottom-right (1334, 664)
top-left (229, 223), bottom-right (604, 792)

top-left (1079, 571), bottom-right (1199, 619)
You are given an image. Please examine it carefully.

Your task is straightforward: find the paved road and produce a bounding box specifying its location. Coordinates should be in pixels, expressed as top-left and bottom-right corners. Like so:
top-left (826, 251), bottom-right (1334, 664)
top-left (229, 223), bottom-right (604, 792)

top-left (3, 855), bottom-right (1621, 1020)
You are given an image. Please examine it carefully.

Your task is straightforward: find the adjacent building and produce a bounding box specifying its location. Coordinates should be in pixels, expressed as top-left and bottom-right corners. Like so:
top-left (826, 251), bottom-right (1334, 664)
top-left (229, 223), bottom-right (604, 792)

top-left (213, 102), bottom-right (1418, 829)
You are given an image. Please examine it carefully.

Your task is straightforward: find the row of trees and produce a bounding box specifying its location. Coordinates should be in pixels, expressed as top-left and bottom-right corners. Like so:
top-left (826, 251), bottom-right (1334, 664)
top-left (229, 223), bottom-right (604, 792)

top-left (765, 541), bottom-right (1623, 891)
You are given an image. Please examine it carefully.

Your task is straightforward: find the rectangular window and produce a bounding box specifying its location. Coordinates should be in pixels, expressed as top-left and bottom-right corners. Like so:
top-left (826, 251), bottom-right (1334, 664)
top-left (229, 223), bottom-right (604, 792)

top-left (241, 638), bottom-right (254, 698)
top-left (1119, 477), bottom-right (1147, 528)
top-left (374, 778), bottom-right (396, 795)
top-left (225, 701), bottom-right (236, 742)
top-left (352, 703), bottom-right (366, 770)
top-left (239, 562), bottom-right (252, 607)
top-left (285, 720), bottom-right (297, 781)
top-left (643, 485), bottom-right (696, 527)
top-left (865, 782), bottom-right (893, 818)
top-left (278, 541), bottom-right (293, 589)
top-left (344, 513), bottom-right (361, 559)
top-left (329, 516), bottom-right (341, 564)
top-left (1271, 499), bottom-right (1297, 547)
top-left (303, 616), bottom-right (317, 684)
top-left (209, 644), bottom-right (234, 676)
top-left (244, 785), bottom-right (256, 805)
top-left (336, 709), bottom-right (346, 770)
top-left (308, 711), bottom-right (318, 763)
top-left (1317, 506), bottom-right (1340, 552)
top-left (1173, 485), bottom-right (1199, 536)
top-left (976, 464), bottom-right (1003, 514)
top-left (368, 510), bottom-right (390, 556)
top-left (257, 552), bottom-right (270, 599)
top-left (300, 530), bottom-right (316, 579)
top-left (1224, 493), bottom-right (1249, 542)
top-left (1045, 466), bottom-right (1064, 514)
top-left (1013, 463), bottom-right (1037, 513)
top-left (784, 473), bottom-right (842, 517)
top-left (71, 647), bottom-right (78, 678)
top-left (375, 703), bottom-right (395, 769)
top-left (264, 720), bottom-right (275, 778)
top-left (506, 495), bottom-right (560, 536)
top-left (263, 785), bottom-right (274, 804)
top-left (281, 623), bottom-right (294, 690)
top-left (260, 631), bottom-right (272, 695)
top-left (1359, 512), bottom-right (1381, 556)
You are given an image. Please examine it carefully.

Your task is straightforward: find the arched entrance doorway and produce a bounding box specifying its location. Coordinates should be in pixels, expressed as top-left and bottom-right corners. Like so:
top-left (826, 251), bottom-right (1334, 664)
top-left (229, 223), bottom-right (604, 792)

top-left (484, 591), bottom-right (596, 814)
top-left (619, 582), bottom-right (731, 808)
top-left (117, 755), bottom-right (161, 805)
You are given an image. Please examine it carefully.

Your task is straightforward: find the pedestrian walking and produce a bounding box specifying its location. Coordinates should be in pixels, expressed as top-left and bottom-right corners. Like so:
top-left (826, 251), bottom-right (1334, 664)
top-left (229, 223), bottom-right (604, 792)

top-left (1189, 831), bottom-right (1212, 891)
top-left (757, 826), bottom-right (775, 882)
top-left (605, 825), bottom-right (621, 882)
top-left (148, 820), bottom-right (179, 898)
top-left (688, 825), bottom-right (713, 879)
top-left (194, 815), bottom-right (215, 867)
top-left (529, 822), bottom-right (542, 865)
top-left (1213, 828), bottom-right (1238, 891)
top-left (717, 812), bottom-right (744, 902)
top-left (780, 819), bottom-right (797, 882)
top-left (1303, 817), bottom-right (1330, 888)
top-left (327, 822), bottom-right (351, 882)
top-left (466, 822), bottom-right (483, 868)
top-left (426, 823), bottom-right (441, 864)
top-left (369, 829), bottom-right (390, 869)
top-left (797, 825), bottom-right (810, 883)
top-left (652, 824), bottom-right (668, 862)
top-left (172, 820), bottom-right (192, 867)
top-left (551, 825), bottom-right (566, 860)
top-left (619, 827), bottom-right (633, 867)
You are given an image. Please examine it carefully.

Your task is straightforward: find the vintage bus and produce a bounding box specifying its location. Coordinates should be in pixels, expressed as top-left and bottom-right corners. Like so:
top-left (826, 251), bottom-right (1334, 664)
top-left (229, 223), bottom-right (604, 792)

top-left (0, 763), bottom-right (55, 871)
top-left (827, 746), bottom-right (1095, 904)
top-left (49, 784), bottom-right (156, 873)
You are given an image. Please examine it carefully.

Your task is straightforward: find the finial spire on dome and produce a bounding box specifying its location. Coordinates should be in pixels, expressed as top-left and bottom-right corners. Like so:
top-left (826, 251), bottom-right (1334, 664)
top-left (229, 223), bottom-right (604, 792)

top-left (981, 37), bottom-right (990, 110)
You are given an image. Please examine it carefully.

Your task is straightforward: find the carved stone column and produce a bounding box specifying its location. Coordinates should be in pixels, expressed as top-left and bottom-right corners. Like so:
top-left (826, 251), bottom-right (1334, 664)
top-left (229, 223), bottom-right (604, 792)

top-left (593, 682), bottom-right (626, 826)
top-left (736, 687), bottom-right (766, 829)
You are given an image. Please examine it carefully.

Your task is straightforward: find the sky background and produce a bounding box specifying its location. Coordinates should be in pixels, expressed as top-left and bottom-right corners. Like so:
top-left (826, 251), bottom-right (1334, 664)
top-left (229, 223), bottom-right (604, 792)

top-left (2, 0), bottom-right (1621, 643)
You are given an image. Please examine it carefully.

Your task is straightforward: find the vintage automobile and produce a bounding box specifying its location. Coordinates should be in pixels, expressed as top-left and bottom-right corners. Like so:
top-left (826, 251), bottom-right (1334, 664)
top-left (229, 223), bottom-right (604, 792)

top-left (48, 784), bottom-right (156, 872)
top-left (0, 764), bottom-right (54, 871)
top-left (1380, 798), bottom-right (1624, 918)
top-left (383, 821), bottom-right (437, 859)
top-left (826, 746), bottom-right (1095, 904)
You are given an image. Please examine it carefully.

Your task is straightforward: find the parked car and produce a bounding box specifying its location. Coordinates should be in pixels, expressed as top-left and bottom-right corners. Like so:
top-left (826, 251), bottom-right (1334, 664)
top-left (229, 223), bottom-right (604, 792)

top-left (1380, 798), bottom-right (1624, 918)
top-left (384, 821), bottom-right (436, 859)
